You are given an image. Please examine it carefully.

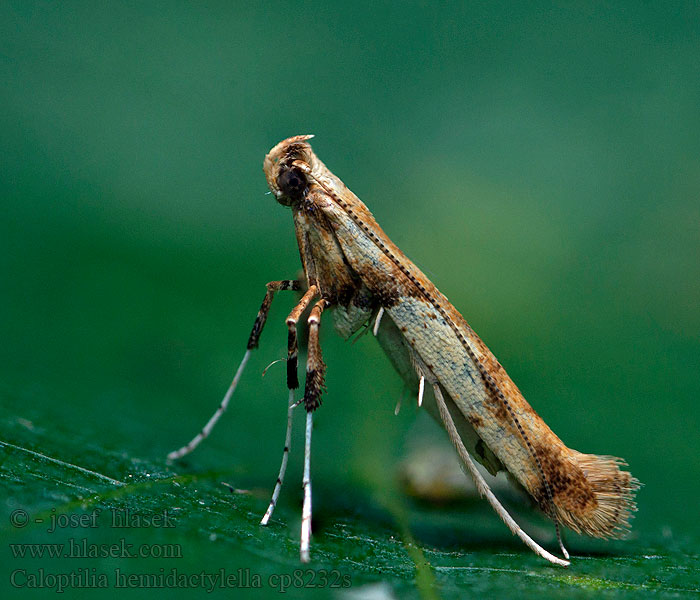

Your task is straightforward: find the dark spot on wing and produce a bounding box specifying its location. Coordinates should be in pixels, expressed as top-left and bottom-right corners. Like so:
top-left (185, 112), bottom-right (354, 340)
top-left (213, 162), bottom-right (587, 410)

top-left (467, 413), bottom-right (484, 429)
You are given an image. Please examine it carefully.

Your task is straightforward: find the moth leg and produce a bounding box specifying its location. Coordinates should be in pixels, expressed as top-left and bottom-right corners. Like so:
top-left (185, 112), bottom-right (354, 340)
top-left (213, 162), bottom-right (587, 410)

top-left (300, 298), bottom-right (328, 563)
top-left (285, 285), bottom-right (319, 390)
top-left (394, 386), bottom-right (408, 416)
top-left (260, 285), bottom-right (318, 525)
top-left (372, 307), bottom-right (384, 336)
top-left (260, 392), bottom-right (302, 525)
top-left (300, 410), bottom-right (314, 563)
top-left (167, 279), bottom-right (301, 461)
top-left (417, 375), bottom-right (425, 407)
top-left (407, 348), bottom-right (427, 408)
top-left (431, 382), bottom-right (570, 567)
top-left (303, 298), bottom-right (328, 412)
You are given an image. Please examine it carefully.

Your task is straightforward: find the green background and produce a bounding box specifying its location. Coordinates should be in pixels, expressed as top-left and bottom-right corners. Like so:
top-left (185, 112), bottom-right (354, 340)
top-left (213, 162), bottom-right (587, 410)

top-left (1, 2), bottom-right (699, 598)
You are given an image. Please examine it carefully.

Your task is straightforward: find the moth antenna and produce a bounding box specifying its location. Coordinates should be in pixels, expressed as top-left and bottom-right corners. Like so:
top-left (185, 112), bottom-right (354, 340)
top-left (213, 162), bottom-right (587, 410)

top-left (486, 379), bottom-right (569, 557)
top-left (261, 390), bottom-right (301, 525)
top-left (167, 349), bottom-right (251, 461)
top-left (431, 382), bottom-right (569, 567)
top-left (373, 307), bottom-right (384, 336)
top-left (556, 524), bottom-right (570, 559)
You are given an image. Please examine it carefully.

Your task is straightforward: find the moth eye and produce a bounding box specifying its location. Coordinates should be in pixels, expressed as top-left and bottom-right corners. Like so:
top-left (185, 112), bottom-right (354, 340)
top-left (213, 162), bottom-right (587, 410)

top-left (277, 167), bottom-right (308, 200)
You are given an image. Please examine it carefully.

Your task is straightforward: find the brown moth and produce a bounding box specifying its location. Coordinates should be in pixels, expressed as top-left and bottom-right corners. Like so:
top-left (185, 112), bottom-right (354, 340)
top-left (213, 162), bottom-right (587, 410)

top-left (169, 135), bottom-right (639, 566)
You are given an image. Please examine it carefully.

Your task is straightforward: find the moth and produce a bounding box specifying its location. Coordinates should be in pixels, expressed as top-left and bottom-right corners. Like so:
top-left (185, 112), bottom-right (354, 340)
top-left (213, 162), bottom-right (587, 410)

top-left (169, 135), bottom-right (639, 566)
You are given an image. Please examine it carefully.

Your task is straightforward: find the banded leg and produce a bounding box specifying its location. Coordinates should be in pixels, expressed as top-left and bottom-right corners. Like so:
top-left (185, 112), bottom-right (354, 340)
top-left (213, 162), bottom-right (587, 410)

top-left (260, 391), bottom-right (301, 525)
top-left (167, 279), bottom-right (301, 461)
top-left (300, 410), bottom-right (314, 563)
top-left (260, 285), bottom-right (318, 524)
top-left (285, 286), bottom-right (319, 390)
top-left (431, 382), bottom-right (570, 567)
top-left (303, 299), bottom-right (328, 412)
top-left (300, 298), bottom-right (328, 562)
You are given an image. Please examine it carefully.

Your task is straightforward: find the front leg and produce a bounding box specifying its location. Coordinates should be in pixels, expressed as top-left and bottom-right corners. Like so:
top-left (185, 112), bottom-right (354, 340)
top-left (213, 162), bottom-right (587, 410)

top-left (248, 280), bottom-right (303, 350)
top-left (260, 285), bottom-right (318, 525)
top-left (167, 279), bottom-right (301, 461)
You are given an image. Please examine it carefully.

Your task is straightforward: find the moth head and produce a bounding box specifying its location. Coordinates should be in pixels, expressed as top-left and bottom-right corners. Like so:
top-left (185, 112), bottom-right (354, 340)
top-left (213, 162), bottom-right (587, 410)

top-left (275, 165), bottom-right (308, 205)
top-left (264, 135), bottom-right (315, 206)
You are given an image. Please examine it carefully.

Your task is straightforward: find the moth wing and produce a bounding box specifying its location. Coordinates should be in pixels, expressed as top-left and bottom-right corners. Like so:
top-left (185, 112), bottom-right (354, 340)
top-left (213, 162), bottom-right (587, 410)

top-left (374, 307), bottom-right (504, 476)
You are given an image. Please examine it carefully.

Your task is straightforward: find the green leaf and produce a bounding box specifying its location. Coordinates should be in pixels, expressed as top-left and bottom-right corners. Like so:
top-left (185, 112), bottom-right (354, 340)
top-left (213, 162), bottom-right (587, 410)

top-left (2, 387), bottom-right (697, 599)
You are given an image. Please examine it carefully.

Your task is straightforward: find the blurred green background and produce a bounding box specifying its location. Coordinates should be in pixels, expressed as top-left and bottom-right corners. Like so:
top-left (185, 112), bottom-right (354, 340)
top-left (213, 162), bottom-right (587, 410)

top-left (1, 2), bottom-right (699, 598)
